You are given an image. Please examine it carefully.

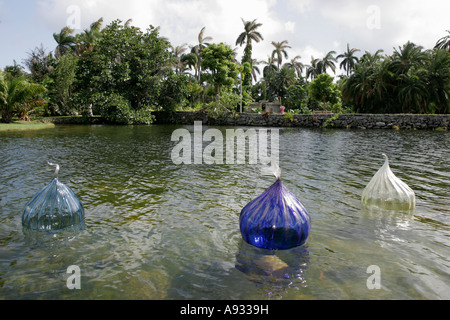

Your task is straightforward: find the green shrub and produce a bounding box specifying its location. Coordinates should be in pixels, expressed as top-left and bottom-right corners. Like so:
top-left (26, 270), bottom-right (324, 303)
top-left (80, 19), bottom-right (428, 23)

top-left (94, 93), bottom-right (155, 125)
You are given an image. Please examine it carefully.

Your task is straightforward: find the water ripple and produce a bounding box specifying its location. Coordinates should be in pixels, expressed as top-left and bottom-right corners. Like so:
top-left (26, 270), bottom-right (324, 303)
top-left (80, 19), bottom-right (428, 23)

top-left (0, 126), bottom-right (449, 299)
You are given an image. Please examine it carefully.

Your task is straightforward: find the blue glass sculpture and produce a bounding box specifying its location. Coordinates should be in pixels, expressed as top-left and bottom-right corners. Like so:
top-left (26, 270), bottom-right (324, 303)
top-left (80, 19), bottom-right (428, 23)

top-left (240, 166), bottom-right (311, 250)
top-left (22, 163), bottom-right (85, 232)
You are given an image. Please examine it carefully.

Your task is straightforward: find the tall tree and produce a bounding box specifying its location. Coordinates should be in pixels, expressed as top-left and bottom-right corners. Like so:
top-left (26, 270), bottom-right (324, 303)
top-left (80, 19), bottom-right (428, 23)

top-left (191, 27), bottom-right (213, 83)
top-left (337, 44), bottom-right (360, 76)
top-left (53, 26), bottom-right (76, 58)
top-left (359, 49), bottom-right (384, 67)
top-left (320, 50), bottom-right (337, 74)
top-left (201, 43), bottom-right (239, 100)
top-left (75, 19), bottom-right (175, 122)
top-left (286, 55), bottom-right (304, 77)
top-left (397, 70), bottom-right (428, 113)
top-left (75, 17), bottom-right (104, 56)
top-left (389, 42), bottom-right (427, 76)
top-left (307, 73), bottom-right (340, 110)
top-left (251, 58), bottom-right (261, 83)
top-left (341, 42), bottom-right (450, 114)
top-left (266, 64), bottom-right (297, 104)
top-left (236, 18), bottom-right (264, 86)
top-left (271, 40), bottom-right (291, 69)
top-left (341, 64), bottom-right (374, 112)
top-left (425, 49), bottom-right (450, 113)
top-left (179, 52), bottom-right (198, 76)
top-left (435, 30), bottom-right (450, 52)
top-left (3, 60), bottom-right (25, 80)
top-left (171, 43), bottom-right (188, 74)
top-left (261, 55), bottom-right (278, 79)
top-left (306, 57), bottom-right (321, 81)
top-left (47, 54), bottom-right (78, 115)
top-left (24, 45), bottom-right (54, 83)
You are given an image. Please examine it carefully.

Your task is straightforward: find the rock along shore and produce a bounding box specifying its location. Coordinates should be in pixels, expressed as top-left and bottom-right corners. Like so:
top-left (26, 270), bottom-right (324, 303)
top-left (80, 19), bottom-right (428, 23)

top-left (153, 111), bottom-right (450, 130)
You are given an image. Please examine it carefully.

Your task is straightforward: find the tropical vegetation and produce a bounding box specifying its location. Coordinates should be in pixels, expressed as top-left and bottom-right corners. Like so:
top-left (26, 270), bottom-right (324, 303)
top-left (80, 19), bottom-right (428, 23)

top-left (1, 19), bottom-right (448, 124)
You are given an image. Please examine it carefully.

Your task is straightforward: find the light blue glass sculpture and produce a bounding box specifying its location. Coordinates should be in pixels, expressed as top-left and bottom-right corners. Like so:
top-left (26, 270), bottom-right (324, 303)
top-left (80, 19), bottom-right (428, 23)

top-left (239, 166), bottom-right (311, 250)
top-left (22, 163), bottom-right (85, 232)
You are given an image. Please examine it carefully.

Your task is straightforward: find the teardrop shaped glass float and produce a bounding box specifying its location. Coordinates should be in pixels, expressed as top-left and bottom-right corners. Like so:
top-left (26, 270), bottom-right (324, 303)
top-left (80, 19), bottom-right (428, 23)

top-left (361, 154), bottom-right (415, 210)
top-left (22, 163), bottom-right (85, 232)
top-left (239, 166), bottom-right (311, 250)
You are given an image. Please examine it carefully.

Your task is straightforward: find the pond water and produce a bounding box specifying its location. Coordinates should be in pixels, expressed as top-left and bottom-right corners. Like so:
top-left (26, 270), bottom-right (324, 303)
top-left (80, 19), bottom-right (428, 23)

top-left (0, 124), bottom-right (449, 300)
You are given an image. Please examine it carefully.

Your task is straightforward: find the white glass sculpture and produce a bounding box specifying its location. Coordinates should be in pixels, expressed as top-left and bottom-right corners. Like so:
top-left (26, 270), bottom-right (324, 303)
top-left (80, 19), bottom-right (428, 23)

top-left (361, 154), bottom-right (415, 210)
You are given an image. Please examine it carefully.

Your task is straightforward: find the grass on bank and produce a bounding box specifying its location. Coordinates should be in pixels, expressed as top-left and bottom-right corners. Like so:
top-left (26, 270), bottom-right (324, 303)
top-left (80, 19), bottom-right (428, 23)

top-left (0, 120), bottom-right (55, 132)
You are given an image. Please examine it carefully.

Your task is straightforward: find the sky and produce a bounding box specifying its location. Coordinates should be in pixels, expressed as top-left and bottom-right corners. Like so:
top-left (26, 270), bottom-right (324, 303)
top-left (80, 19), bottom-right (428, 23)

top-left (0, 0), bottom-right (449, 77)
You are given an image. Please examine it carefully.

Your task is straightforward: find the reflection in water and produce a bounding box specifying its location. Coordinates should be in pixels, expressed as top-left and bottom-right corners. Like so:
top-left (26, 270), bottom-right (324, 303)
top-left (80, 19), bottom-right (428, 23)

top-left (361, 206), bottom-right (414, 231)
top-left (359, 206), bottom-right (415, 248)
top-left (0, 125), bottom-right (449, 299)
top-left (22, 224), bottom-right (85, 249)
top-left (235, 241), bottom-right (309, 299)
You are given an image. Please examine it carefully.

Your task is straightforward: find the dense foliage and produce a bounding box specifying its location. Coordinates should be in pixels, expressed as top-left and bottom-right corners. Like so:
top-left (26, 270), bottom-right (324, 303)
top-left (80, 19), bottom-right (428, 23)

top-left (342, 42), bottom-right (450, 114)
top-left (0, 72), bottom-right (46, 123)
top-left (74, 20), bottom-right (176, 123)
top-left (1, 20), bottom-right (448, 123)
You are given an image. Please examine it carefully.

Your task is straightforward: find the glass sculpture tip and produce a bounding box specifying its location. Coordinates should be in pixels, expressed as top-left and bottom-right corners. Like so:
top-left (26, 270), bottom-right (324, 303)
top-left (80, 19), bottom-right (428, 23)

top-left (47, 162), bottom-right (60, 177)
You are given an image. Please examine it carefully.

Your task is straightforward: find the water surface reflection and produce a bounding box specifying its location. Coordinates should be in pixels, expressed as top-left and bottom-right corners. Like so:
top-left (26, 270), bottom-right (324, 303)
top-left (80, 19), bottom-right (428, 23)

top-left (0, 125), bottom-right (449, 299)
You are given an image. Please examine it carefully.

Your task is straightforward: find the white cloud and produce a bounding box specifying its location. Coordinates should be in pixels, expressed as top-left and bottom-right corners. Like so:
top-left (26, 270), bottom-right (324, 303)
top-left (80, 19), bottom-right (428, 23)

top-left (3, 0), bottom-right (448, 72)
top-left (287, 0), bottom-right (312, 13)
top-left (289, 0), bottom-right (450, 55)
top-left (35, 0), bottom-right (286, 61)
top-left (284, 21), bottom-right (295, 33)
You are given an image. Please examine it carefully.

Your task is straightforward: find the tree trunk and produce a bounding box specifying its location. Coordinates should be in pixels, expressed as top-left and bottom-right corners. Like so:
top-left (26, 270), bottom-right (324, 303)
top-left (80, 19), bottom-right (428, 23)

top-left (215, 85), bottom-right (220, 103)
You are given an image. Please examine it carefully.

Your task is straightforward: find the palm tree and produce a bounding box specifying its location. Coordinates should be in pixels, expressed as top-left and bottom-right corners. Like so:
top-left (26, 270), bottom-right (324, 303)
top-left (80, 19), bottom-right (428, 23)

top-left (261, 55), bottom-right (278, 79)
top-left (320, 50), bottom-right (337, 74)
top-left (0, 73), bottom-right (46, 123)
top-left (286, 55), bottom-right (304, 77)
top-left (3, 60), bottom-right (25, 80)
top-left (397, 71), bottom-right (428, 113)
top-left (236, 18), bottom-right (263, 46)
top-left (180, 53), bottom-right (198, 76)
top-left (75, 17), bottom-right (104, 56)
top-left (271, 65), bottom-right (297, 104)
top-left (191, 27), bottom-right (213, 83)
top-left (435, 30), bottom-right (450, 52)
top-left (389, 42), bottom-right (427, 76)
top-left (271, 40), bottom-right (291, 69)
top-left (251, 58), bottom-right (261, 83)
top-left (53, 26), bottom-right (76, 58)
top-left (359, 49), bottom-right (384, 67)
top-left (236, 18), bottom-right (264, 86)
top-left (124, 18), bottom-right (133, 28)
top-left (306, 57), bottom-right (321, 81)
top-left (426, 49), bottom-right (450, 113)
top-left (337, 44), bottom-right (360, 76)
top-left (341, 64), bottom-right (373, 112)
top-left (370, 59), bottom-right (393, 110)
top-left (171, 43), bottom-right (188, 74)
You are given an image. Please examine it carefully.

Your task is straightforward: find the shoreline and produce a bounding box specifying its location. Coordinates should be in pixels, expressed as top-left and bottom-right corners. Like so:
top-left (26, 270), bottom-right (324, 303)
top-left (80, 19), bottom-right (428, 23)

top-left (0, 121), bottom-right (55, 132)
top-left (3, 112), bottom-right (448, 131)
top-left (153, 111), bottom-right (450, 131)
